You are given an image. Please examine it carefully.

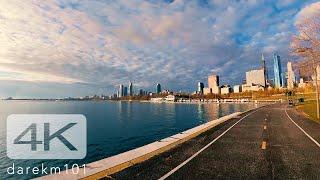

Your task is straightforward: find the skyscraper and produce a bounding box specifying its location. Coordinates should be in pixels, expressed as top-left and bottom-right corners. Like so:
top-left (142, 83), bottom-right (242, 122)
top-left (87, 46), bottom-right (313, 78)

top-left (128, 82), bottom-right (133, 96)
top-left (156, 83), bottom-right (161, 94)
top-left (208, 75), bottom-right (220, 94)
top-left (124, 87), bottom-right (128, 96)
top-left (139, 89), bottom-right (144, 96)
top-left (208, 75), bottom-right (219, 88)
top-left (246, 69), bottom-right (266, 87)
top-left (287, 61), bottom-right (295, 90)
top-left (197, 82), bottom-right (204, 94)
top-left (261, 53), bottom-right (268, 86)
top-left (273, 53), bottom-right (282, 88)
top-left (119, 84), bottom-right (124, 98)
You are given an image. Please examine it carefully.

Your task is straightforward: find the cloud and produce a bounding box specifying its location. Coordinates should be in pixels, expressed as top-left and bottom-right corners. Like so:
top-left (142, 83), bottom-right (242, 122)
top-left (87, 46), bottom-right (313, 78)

top-left (296, 1), bottom-right (320, 23)
top-left (0, 0), bottom-right (317, 98)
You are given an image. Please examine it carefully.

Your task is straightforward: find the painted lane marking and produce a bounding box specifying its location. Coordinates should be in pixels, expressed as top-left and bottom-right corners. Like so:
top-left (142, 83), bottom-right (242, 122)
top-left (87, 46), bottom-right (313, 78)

top-left (285, 109), bottom-right (320, 148)
top-left (158, 108), bottom-right (261, 180)
top-left (261, 141), bottom-right (267, 150)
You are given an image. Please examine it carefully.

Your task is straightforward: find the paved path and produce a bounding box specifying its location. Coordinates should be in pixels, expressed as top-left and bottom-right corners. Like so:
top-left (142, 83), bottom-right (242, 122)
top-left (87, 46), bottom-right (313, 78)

top-left (108, 104), bottom-right (320, 180)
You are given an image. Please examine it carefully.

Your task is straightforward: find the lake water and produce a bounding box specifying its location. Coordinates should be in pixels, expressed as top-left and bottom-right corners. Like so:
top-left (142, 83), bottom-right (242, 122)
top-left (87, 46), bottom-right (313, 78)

top-left (0, 100), bottom-right (260, 179)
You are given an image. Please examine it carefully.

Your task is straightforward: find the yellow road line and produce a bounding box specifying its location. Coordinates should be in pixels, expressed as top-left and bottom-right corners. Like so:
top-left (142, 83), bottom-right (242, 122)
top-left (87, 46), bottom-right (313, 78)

top-left (261, 141), bottom-right (267, 150)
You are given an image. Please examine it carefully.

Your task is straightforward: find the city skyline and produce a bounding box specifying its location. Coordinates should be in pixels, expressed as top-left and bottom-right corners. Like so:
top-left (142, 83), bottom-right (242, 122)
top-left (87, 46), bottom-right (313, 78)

top-left (0, 1), bottom-right (319, 98)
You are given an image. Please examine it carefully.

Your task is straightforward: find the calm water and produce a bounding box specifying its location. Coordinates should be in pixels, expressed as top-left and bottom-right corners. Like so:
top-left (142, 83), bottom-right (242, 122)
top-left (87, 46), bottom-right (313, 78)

top-left (0, 100), bottom-right (260, 179)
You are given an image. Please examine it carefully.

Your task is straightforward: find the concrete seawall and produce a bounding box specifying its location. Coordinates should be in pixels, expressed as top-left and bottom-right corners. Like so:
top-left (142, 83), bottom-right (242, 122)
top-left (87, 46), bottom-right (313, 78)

top-left (40, 111), bottom-right (244, 180)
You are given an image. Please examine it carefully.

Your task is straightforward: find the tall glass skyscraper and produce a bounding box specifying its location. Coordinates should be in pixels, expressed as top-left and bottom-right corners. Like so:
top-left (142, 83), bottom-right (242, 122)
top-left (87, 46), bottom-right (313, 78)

top-left (128, 82), bottom-right (133, 96)
top-left (119, 84), bottom-right (124, 97)
top-left (156, 83), bottom-right (161, 94)
top-left (197, 82), bottom-right (204, 94)
top-left (273, 54), bottom-right (282, 88)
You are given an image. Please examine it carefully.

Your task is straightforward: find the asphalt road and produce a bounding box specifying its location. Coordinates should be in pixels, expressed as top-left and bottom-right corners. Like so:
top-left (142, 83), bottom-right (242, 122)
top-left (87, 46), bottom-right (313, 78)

top-left (107, 104), bottom-right (320, 180)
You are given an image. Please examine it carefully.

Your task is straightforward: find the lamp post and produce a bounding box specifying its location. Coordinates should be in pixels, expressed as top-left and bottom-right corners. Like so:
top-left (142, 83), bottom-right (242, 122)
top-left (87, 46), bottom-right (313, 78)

top-left (312, 55), bottom-right (320, 119)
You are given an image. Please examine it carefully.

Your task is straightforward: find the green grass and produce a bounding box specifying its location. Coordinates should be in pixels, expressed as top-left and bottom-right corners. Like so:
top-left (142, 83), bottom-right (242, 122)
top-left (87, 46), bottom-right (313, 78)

top-left (296, 100), bottom-right (320, 123)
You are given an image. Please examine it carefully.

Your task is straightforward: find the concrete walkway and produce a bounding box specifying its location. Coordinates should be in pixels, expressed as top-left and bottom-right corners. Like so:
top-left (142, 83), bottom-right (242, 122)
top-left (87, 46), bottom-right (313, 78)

top-left (109, 104), bottom-right (320, 179)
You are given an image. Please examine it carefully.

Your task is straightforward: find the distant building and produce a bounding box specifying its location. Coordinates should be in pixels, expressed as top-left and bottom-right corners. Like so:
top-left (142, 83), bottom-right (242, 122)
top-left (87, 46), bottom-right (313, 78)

top-left (151, 97), bottom-right (164, 102)
top-left (156, 83), bottom-right (161, 94)
top-left (165, 95), bottom-right (176, 101)
top-left (128, 82), bottom-right (133, 96)
top-left (221, 85), bottom-right (231, 94)
top-left (246, 69), bottom-right (266, 87)
top-left (287, 61), bottom-right (295, 89)
top-left (261, 53), bottom-right (268, 86)
top-left (119, 84), bottom-right (124, 97)
top-left (242, 84), bottom-right (264, 92)
top-left (211, 86), bottom-right (220, 94)
top-left (208, 75), bottom-right (219, 87)
top-left (273, 53), bottom-right (283, 88)
top-left (203, 87), bottom-right (212, 95)
top-left (233, 85), bottom-right (242, 93)
top-left (281, 72), bottom-right (287, 87)
top-left (161, 89), bottom-right (172, 94)
top-left (298, 78), bottom-right (306, 88)
top-left (124, 87), bottom-right (128, 96)
top-left (197, 82), bottom-right (204, 94)
top-left (208, 75), bottom-right (220, 94)
top-left (149, 92), bottom-right (155, 96)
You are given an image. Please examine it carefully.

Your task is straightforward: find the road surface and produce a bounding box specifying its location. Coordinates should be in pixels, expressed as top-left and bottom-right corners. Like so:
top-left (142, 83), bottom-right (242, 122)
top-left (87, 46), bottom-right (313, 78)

top-left (106, 103), bottom-right (320, 180)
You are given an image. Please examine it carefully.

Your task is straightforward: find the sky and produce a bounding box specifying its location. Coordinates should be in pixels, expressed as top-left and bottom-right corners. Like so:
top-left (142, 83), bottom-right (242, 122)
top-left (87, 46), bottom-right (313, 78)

top-left (0, 0), bottom-right (319, 98)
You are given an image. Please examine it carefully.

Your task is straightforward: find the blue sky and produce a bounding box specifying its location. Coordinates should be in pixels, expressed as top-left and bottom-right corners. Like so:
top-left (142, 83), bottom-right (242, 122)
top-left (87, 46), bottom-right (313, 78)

top-left (0, 0), bottom-right (319, 98)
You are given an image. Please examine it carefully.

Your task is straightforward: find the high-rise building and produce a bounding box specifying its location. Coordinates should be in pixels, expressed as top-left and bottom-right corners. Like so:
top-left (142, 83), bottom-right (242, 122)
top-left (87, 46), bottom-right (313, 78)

top-left (203, 87), bottom-right (212, 95)
top-left (233, 85), bottom-right (242, 93)
top-left (246, 69), bottom-right (266, 87)
top-left (261, 53), bottom-right (268, 86)
top-left (282, 72), bottom-right (287, 87)
top-left (221, 85), bottom-right (231, 94)
top-left (273, 53), bottom-right (283, 88)
top-left (208, 75), bottom-right (219, 88)
top-left (287, 61), bottom-right (295, 89)
top-left (124, 87), bottom-right (128, 96)
top-left (156, 83), bottom-right (161, 94)
top-left (139, 89), bottom-right (144, 96)
top-left (119, 84), bottom-right (124, 98)
top-left (197, 82), bottom-right (204, 94)
top-left (128, 82), bottom-right (133, 96)
top-left (208, 75), bottom-right (220, 94)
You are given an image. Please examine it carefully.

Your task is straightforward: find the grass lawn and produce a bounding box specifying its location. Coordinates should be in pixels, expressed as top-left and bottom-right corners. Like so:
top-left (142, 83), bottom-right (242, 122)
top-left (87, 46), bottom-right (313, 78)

top-left (296, 100), bottom-right (320, 123)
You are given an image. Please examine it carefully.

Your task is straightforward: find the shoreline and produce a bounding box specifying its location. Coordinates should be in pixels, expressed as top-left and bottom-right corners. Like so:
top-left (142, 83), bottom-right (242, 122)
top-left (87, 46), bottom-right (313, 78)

top-left (41, 105), bottom-right (267, 180)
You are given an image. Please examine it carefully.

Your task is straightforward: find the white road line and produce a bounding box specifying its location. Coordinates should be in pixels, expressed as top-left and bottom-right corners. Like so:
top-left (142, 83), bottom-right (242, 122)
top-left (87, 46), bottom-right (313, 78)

top-left (285, 109), bottom-right (320, 148)
top-left (158, 108), bottom-right (261, 180)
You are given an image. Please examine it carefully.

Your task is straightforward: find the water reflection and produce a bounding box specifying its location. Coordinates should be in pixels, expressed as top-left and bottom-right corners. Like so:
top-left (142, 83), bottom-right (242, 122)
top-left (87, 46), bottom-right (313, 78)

top-left (197, 103), bottom-right (205, 123)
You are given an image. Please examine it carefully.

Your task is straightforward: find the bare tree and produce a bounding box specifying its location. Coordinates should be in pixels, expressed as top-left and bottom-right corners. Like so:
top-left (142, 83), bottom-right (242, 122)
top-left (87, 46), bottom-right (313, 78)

top-left (291, 11), bottom-right (320, 118)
